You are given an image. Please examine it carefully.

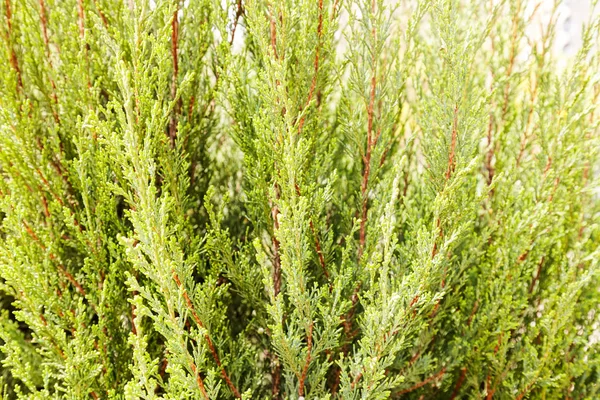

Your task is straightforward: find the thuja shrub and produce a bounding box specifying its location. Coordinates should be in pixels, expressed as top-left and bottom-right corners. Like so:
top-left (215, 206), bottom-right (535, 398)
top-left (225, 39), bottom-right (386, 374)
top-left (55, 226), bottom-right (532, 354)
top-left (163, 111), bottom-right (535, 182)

top-left (0, 0), bottom-right (599, 398)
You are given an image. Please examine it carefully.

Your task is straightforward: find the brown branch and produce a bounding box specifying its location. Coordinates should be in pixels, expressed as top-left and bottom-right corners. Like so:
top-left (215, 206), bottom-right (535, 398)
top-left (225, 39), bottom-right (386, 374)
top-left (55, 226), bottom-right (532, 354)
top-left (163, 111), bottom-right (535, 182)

top-left (310, 220), bottom-right (329, 279)
top-left (500, 6), bottom-right (521, 120)
top-left (467, 300), bottom-right (479, 327)
top-left (229, 0), bottom-right (244, 45)
top-left (394, 367), bottom-right (447, 396)
top-left (77, 0), bottom-right (85, 38)
top-left (331, 290), bottom-right (360, 395)
top-left (272, 355), bottom-right (282, 399)
top-left (271, 203), bottom-right (282, 296)
top-left (431, 217), bottom-right (442, 259)
top-left (190, 360), bottom-right (209, 399)
top-left (515, 387), bottom-right (529, 400)
top-left (4, 0), bottom-right (23, 92)
top-left (528, 256), bottom-right (544, 294)
top-left (449, 367), bottom-right (467, 400)
top-left (358, 0), bottom-right (378, 259)
top-left (298, 321), bottom-right (314, 397)
top-left (331, 0), bottom-right (340, 21)
top-left (22, 220), bottom-right (89, 299)
top-left (331, 283), bottom-right (362, 395)
top-left (269, 5), bottom-right (278, 59)
top-left (169, 7), bottom-right (181, 147)
top-left (39, 0), bottom-right (50, 53)
top-left (92, 0), bottom-right (108, 28)
top-left (297, 0), bottom-right (324, 135)
top-left (171, 270), bottom-right (241, 398)
top-left (444, 104), bottom-right (459, 181)
top-left (39, 0), bottom-right (61, 123)
top-left (294, 183), bottom-right (329, 280)
top-left (56, 264), bottom-right (86, 297)
top-left (484, 334), bottom-right (503, 399)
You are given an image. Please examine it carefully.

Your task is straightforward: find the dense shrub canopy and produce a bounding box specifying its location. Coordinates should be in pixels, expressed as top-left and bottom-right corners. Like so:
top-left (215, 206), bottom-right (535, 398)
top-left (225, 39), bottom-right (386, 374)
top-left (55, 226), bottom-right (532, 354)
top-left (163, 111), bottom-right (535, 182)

top-left (0, 0), bottom-right (599, 398)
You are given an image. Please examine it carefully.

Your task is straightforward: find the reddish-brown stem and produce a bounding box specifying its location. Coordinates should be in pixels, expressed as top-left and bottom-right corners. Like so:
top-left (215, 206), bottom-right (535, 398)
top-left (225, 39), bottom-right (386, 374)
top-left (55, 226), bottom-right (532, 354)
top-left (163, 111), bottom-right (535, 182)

top-left (272, 357), bottom-right (281, 399)
top-left (269, 6), bottom-right (278, 59)
top-left (528, 256), bottom-right (544, 294)
top-left (190, 361), bottom-right (209, 399)
top-left (294, 183), bottom-right (329, 280)
top-left (297, 0), bottom-right (324, 135)
top-left (358, 0), bottom-right (378, 258)
top-left (331, 0), bottom-right (340, 20)
top-left (500, 5), bottom-right (520, 120)
top-left (22, 219), bottom-right (88, 298)
top-left (484, 334), bottom-right (503, 399)
top-left (331, 283), bottom-right (362, 395)
top-left (431, 217), bottom-right (442, 259)
top-left (467, 300), bottom-right (479, 327)
top-left (298, 321), bottom-right (314, 396)
top-left (515, 382), bottom-right (534, 400)
top-left (394, 367), bottom-right (447, 396)
top-left (444, 104), bottom-right (459, 181)
top-left (77, 0), bottom-right (85, 38)
top-left (5, 0), bottom-right (23, 92)
top-left (271, 203), bottom-right (282, 296)
top-left (92, 0), bottom-right (108, 27)
top-left (169, 7), bottom-right (181, 147)
top-left (266, 13), bottom-right (283, 396)
top-left (229, 0), bottom-right (244, 45)
top-left (171, 271), bottom-right (241, 398)
top-left (57, 264), bottom-right (86, 297)
top-left (351, 372), bottom-right (363, 389)
top-left (449, 367), bottom-right (467, 400)
top-left (35, 168), bottom-right (81, 218)
top-left (517, 75), bottom-right (538, 165)
top-left (486, 375), bottom-right (494, 399)
top-left (39, 0), bottom-right (61, 123)
top-left (310, 220), bottom-right (329, 279)
top-left (39, 0), bottom-right (50, 52)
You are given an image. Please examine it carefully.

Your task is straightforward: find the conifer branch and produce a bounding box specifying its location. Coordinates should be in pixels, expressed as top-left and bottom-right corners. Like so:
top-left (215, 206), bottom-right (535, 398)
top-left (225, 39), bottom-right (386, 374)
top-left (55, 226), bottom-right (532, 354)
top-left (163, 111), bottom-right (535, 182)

top-left (4, 0), bottom-right (23, 92)
top-left (298, 321), bottom-right (314, 397)
top-left (92, 0), bottom-right (109, 27)
top-left (297, 0), bottom-right (323, 135)
top-left (39, 0), bottom-right (60, 123)
top-left (444, 104), bottom-right (459, 181)
top-left (171, 270), bottom-right (241, 398)
top-left (393, 367), bottom-right (446, 396)
top-left (229, 0), bottom-right (244, 45)
top-left (449, 367), bottom-right (467, 400)
top-left (358, 0), bottom-right (378, 258)
top-left (169, 4), bottom-right (181, 147)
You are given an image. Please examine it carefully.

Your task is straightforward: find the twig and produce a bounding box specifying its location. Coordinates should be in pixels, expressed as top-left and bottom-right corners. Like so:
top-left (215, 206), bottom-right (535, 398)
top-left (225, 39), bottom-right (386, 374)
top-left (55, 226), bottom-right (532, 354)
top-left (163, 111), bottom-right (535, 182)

top-left (39, 0), bottom-right (61, 123)
top-left (169, 6), bottom-right (181, 147)
top-left (4, 0), bottom-right (23, 92)
top-left (528, 256), bottom-right (544, 294)
top-left (449, 367), bottom-right (467, 400)
top-left (298, 321), bottom-right (314, 396)
top-left (229, 0), bottom-right (244, 45)
top-left (297, 0), bottom-right (324, 134)
top-left (171, 271), bottom-right (241, 398)
top-left (358, 0), bottom-right (378, 258)
top-left (444, 104), bottom-right (459, 181)
top-left (394, 367), bottom-right (447, 396)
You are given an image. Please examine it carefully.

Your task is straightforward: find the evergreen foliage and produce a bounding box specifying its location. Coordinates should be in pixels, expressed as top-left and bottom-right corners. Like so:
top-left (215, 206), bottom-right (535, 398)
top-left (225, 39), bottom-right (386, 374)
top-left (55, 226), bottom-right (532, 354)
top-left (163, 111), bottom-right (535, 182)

top-left (0, 0), bottom-right (599, 398)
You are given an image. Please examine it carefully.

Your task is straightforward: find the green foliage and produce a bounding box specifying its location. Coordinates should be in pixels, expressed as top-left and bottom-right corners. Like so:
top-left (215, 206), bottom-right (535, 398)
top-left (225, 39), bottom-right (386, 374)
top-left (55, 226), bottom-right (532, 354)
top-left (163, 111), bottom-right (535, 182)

top-left (1, 0), bottom-right (599, 398)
